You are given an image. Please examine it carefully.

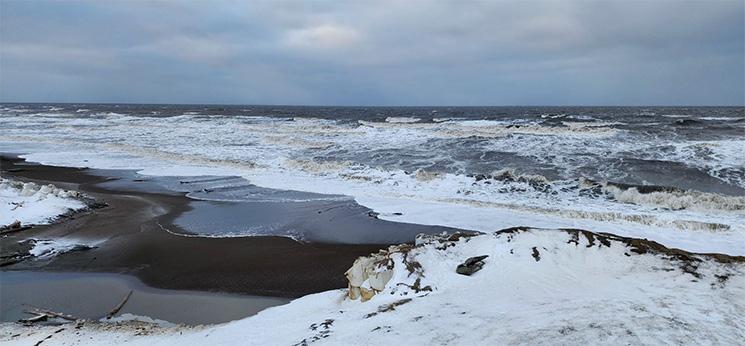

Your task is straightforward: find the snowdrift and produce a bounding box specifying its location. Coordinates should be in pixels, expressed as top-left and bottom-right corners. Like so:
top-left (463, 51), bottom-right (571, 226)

top-left (3, 227), bottom-right (743, 345)
top-left (0, 178), bottom-right (88, 230)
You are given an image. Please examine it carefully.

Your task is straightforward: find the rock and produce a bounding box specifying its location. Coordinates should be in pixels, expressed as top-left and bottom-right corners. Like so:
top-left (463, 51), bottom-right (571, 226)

top-left (456, 255), bottom-right (489, 276)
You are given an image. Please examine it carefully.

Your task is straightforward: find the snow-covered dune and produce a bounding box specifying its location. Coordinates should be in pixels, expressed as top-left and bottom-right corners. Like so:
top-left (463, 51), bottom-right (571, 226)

top-left (0, 178), bottom-right (87, 230)
top-left (4, 228), bottom-right (743, 345)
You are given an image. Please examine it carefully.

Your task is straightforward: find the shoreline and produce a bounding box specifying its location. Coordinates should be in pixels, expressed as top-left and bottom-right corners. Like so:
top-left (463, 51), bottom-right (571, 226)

top-left (0, 154), bottom-right (385, 298)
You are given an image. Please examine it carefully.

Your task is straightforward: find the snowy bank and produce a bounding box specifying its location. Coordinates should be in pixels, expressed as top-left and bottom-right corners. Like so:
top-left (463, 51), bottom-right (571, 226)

top-left (2, 227), bottom-right (743, 345)
top-left (0, 178), bottom-right (87, 230)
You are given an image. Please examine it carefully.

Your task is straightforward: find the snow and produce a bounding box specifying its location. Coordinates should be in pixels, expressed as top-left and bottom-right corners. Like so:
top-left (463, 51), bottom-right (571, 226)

top-left (3, 228), bottom-right (743, 345)
top-left (103, 314), bottom-right (177, 328)
top-left (0, 178), bottom-right (87, 228)
top-left (357, 194), bottom-right (745, 255)
top-left (27, 238), bottom-right (98, 259)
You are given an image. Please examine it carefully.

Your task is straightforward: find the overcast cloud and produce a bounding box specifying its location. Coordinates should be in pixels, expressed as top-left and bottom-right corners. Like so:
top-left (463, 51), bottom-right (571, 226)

top-left (1, 0), bottom-right (743, 105)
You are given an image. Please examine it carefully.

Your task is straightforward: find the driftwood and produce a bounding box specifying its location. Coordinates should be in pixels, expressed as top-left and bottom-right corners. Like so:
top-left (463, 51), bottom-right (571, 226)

top-left (20, 313), bottom-right (48, 324)
top-left (106, 290), bottom-right (133, 319)
top-left (24, 307), bottom-right (79, 322)
top-left (20, 290), bottom-right (134, 324)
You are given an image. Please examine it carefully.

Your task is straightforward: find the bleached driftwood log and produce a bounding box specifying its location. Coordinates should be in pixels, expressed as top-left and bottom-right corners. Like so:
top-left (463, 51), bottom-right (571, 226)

top-left (106, 290), bottom-right (133, 319)
top-left (24, 307), bottom-right (79, 322)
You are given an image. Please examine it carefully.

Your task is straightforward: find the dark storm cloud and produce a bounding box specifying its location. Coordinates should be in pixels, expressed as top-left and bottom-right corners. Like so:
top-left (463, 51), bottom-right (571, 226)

top-left (1, 0), bottom-right (743, 105)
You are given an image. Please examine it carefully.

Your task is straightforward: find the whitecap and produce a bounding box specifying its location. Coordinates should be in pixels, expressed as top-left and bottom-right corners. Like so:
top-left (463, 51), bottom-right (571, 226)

top-left (385, 116), bottom-right (421, 123)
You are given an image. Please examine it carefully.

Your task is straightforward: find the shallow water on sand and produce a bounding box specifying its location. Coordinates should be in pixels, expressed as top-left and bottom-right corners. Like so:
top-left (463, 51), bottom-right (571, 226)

top-left (0, 271), bottom-right (290, 325)
top-left (87, 169), bottom-right (459, 243)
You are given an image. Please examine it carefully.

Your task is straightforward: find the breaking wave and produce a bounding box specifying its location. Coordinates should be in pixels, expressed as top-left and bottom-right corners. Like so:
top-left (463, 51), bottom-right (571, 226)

top-left (285, 159), bottom-right (355, 174)
top-left (442, 197), bottom-right (731, 232)
top-left (601, 182), bottom-right (745, 212)
top-left (358, 119), bottom-right (619, 138)
top-left (385, 117), bottom-right (421, 123)
top-left (2, 104), bottom-right (744, 247)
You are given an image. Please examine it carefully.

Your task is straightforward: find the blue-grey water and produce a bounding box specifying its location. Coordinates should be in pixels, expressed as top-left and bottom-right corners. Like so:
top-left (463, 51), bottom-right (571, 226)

top-left (1, 104), bottom-right (743, 243)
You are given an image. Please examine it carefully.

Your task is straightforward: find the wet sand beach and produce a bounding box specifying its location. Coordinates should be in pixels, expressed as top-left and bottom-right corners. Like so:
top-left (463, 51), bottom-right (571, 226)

top-left (1, 155), bottom-right (388, 299)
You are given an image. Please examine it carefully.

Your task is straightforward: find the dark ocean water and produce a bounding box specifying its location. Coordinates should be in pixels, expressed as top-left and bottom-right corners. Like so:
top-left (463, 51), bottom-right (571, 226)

top-left (2, 103), bottom-right (742, 192)
top-left (1, 103), bottom-right (744, 242)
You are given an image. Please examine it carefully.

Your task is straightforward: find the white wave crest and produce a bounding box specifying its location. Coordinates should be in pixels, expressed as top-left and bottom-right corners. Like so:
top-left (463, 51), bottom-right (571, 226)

top-left (385, 117), bottom-right (420, 123)
top-left (359, 120), bottom-right (619, 138)
top-left (700, 117), bottom-right (745, 121)
top-left (603, 184), bottom-right (745, 212)
top-left (442, 197), bottom-right (731, 232)
top-left (286, 159), bottom-right (355, 174)
top-left (413, 169), bottom-right (441, 182)
top-left (490, 169), bottom-right (551, 185)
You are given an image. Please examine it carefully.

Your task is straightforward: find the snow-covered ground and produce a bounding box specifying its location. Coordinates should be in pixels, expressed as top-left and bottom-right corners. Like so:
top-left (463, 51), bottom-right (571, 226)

top-left (3, 228), bottom-right (743, 345)
top-left (25, 238), bottom-right (98, 259)
top-left (0, 178), bottom-right (87, 229)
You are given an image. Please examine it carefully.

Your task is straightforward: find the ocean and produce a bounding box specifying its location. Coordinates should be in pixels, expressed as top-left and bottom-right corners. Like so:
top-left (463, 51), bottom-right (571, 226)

top-left (1, 104), bottom-right (744, 252)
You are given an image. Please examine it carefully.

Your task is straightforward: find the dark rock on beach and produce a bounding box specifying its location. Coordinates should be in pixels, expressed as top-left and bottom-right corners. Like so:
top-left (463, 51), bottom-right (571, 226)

top-left (456, 255), bottom-right (489, 276)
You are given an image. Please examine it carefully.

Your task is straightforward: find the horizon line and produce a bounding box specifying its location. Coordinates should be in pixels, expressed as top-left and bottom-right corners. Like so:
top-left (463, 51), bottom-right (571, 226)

top-left (1, 101), bottom-right (744, 108)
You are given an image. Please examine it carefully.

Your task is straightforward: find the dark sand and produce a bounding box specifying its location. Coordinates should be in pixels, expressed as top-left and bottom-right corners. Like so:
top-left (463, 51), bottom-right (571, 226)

top-left (0, 155), bottom-right (385, 297)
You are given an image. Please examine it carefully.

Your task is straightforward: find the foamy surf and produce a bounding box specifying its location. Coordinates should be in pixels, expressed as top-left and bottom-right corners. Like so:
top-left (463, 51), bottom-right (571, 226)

top-left (2, 104), bottom-right (744, 254)
top-left (385, 116), bottom-right (421, 123)
top-left (600, 181), bottom-right (745, 212)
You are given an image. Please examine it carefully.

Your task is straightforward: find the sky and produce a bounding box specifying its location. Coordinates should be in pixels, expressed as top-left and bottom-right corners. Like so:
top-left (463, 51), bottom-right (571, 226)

top-left (1, 0), bottom-right (743, 106)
